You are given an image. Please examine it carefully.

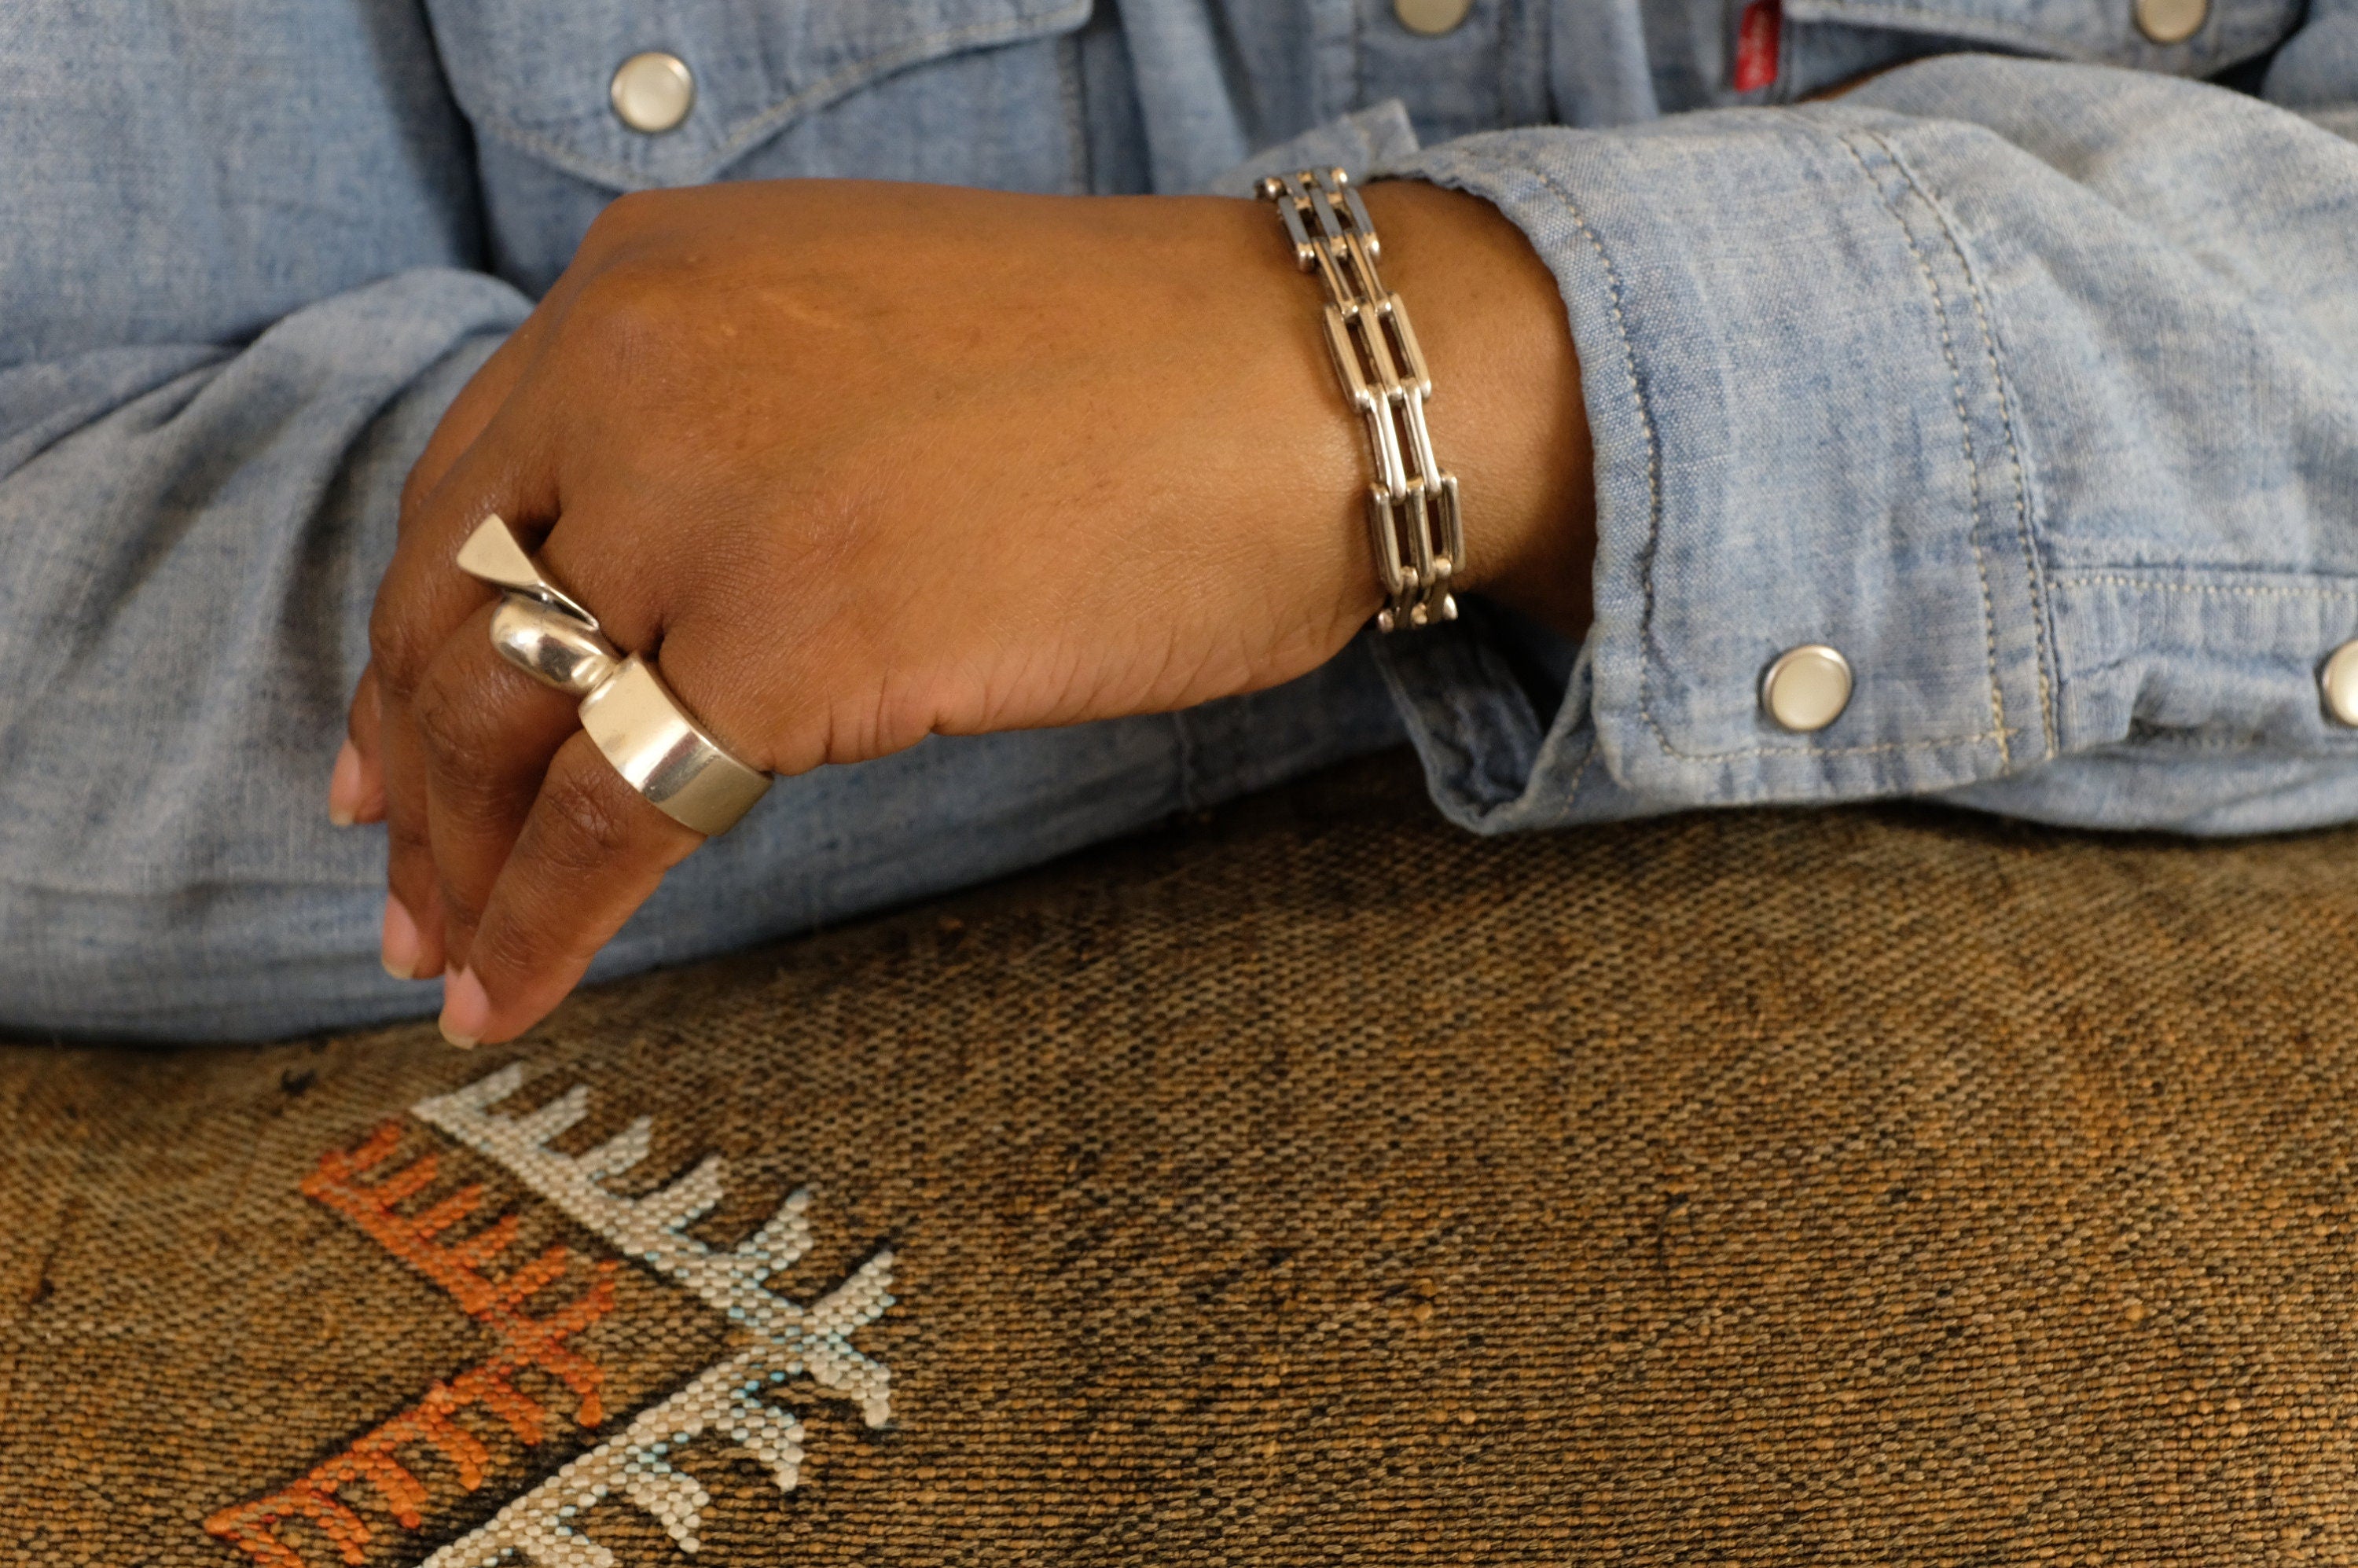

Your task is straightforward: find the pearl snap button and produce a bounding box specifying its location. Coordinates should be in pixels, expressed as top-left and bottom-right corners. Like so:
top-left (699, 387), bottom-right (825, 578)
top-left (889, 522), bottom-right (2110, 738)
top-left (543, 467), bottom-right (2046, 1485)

top-left (611, 51), bottom-right (695, 134)
top-left (2135, 0), bottom-right (2207, 44)
top-left (1761, 644), bottom-right (1853, 733)
top-left (2323, 641), bottom-right (2358, 727)
top-left (1394, 0), bottom-right (1475, 35)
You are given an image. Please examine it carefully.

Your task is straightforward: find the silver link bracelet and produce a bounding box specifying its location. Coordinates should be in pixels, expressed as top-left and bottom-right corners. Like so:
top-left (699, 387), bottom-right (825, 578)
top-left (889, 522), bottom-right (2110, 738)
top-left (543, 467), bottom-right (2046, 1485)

top-left (1258, 167), bottom-right (1462, 632)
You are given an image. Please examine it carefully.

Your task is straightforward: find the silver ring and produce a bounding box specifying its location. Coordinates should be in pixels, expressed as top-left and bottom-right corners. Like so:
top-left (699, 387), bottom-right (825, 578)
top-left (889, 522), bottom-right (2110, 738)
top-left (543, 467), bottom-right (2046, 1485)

top-left (456, 515), bottom-right (772, 836)
top-left (490, 594), bottom-right (619, 699)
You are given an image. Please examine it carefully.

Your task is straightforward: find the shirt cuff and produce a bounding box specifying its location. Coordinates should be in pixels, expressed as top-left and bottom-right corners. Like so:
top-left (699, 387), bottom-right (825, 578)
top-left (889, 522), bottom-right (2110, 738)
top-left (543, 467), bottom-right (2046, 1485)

top-left (1374, 117), bottom-right (2057, 828)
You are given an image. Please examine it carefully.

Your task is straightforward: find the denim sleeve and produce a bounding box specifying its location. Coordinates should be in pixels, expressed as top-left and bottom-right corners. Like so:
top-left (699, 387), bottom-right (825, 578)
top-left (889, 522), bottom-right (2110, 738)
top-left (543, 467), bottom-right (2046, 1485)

top-left (0, 272), bottom-right (526, 890)
top-left (1382, 48), bottom-right (2358, 835)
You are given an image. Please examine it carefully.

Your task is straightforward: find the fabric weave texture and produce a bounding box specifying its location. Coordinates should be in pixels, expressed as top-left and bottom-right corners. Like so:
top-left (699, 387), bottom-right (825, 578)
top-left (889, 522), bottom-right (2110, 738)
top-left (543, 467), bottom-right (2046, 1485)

top-left (6, 752), bottom-right (2356, 1563)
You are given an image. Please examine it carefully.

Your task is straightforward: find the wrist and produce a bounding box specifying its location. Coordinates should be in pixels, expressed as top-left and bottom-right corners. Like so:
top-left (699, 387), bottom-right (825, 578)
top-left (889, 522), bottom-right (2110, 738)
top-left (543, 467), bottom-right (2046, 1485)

top-left (1354, 179), bottom-right (1594, 641)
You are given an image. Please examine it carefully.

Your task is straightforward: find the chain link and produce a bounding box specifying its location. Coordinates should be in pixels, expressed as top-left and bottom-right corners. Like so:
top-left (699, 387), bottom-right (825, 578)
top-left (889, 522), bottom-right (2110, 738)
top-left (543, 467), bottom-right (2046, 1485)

top-left (1258, 166), bottom-right (1461, 633)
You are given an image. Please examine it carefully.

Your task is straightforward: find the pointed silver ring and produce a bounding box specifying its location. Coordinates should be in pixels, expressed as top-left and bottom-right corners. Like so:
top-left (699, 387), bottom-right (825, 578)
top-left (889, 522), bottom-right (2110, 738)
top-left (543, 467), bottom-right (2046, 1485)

top-left (456, 516), bottom-right (771, 836)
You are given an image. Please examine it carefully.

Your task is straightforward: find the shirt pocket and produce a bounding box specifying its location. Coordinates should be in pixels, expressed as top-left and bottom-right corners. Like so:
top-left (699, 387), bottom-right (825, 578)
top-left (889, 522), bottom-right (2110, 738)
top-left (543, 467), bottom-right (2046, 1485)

top-left (423, 0), bottom-right (1093, 193)
top-left (1780, 0), bottom-right (2301, 90)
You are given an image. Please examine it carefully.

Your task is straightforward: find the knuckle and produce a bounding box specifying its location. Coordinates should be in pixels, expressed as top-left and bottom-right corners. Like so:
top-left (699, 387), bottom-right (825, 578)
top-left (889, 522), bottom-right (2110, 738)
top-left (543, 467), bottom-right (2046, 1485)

top-left (567, 256), bottom-right (696, 359)
top-left (582, 189), bottom-right (673, 250)
top-left (385, 808), bottom-right (433, 860)
top-left (396, 467), bottom-right (438, 533)
top-left (580, 193), bottom-right (640, 250)
top-left (469, 908), bottom-right (555, 987)
top-left (538, 751), bottom-right (641, 872)
top-left (409, 659), bottom-right (491, 769)
top-left (369, 602), bottom-right (437, 699)
top-left (578, 253), bottom-right (657, 309)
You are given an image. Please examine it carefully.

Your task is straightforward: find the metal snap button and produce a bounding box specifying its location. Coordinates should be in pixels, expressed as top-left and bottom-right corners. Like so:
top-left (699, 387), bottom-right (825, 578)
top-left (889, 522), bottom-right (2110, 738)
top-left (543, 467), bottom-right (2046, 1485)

top-left (611, 51), bottom-right (695, 134)
top-left (1761, 644), bottom-right (1853, 733)
top-left (1394, 0), bottom-right (1475, 36)
top-left (2135, 0), bottom-right (2207, 45)
top-left (2322, 641), bottom-right (2358, 727)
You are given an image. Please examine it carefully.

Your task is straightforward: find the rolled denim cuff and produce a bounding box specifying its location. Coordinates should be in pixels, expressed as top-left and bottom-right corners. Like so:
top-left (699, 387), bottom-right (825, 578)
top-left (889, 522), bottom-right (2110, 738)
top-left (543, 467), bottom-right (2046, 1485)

top-left (1377, 115), bottom-right (2057, 827)
top-left (1210, 99), bottom-right (1423, 196)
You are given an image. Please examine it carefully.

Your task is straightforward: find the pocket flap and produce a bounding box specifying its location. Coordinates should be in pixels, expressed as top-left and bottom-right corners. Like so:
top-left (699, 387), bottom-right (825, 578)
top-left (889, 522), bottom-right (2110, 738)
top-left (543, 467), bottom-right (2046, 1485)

top-left (426, 0), bottom-right (1093, 190)
top-left (1783, 0), bottom-right (2295, 74)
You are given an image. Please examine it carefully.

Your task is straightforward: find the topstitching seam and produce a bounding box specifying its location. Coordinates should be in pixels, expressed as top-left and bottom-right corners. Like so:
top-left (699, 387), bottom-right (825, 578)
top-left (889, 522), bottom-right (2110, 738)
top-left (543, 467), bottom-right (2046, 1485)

top-left (1507, 148), bottom-right (2015, 766)
top-left (1868, 134), bottom-right (2056, 759)
top-left (1509, 161), bottom-right (1667, 756)
top-left (1835, 130), bottom-right (2010, 768)
top-left (1866, 128), bottom-right (2057, 761)
top-left (1559, 744), bottom-right (1596, 812)
top-left (2054, 575), bottom-right (2358, 600)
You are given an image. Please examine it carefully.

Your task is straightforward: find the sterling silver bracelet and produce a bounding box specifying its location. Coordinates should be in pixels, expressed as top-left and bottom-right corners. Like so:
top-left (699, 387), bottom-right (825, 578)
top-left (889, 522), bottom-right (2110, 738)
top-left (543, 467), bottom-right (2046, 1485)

top-left (1258, 167), bottom-right (1462, 633)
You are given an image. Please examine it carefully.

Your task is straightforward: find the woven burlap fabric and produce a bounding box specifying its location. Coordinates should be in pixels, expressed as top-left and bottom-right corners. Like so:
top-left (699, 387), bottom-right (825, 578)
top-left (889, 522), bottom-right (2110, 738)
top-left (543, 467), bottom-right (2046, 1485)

top-left (7, 751), bottom-right (2358, 1566)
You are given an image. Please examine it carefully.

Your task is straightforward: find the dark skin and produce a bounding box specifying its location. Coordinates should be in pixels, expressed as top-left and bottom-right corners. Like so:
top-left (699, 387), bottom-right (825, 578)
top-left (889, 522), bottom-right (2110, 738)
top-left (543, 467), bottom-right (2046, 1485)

top-left (330, 178), bottom-right (1594, 1045)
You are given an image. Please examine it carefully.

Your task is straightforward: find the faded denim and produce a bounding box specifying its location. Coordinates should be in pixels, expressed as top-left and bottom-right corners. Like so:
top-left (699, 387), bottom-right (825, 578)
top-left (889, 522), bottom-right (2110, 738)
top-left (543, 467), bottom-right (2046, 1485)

top-left (2, 0), bottom-right (2353, 1037)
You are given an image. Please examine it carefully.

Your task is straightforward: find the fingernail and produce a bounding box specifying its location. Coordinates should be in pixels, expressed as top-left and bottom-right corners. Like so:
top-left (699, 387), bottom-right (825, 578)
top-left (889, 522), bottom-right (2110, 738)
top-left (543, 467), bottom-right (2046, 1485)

top-left (329, 740), bottom-right (362, 828)
top-left (380, 894), bottom-right (421, 981)
top-left (439, 968), bottom-right (488, 1049)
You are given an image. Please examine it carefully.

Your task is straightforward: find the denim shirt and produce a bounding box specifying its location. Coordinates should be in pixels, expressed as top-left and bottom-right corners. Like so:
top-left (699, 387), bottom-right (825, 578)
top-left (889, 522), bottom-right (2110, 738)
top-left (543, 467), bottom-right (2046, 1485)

top-left (5, 0), bottom-right (2358, 859)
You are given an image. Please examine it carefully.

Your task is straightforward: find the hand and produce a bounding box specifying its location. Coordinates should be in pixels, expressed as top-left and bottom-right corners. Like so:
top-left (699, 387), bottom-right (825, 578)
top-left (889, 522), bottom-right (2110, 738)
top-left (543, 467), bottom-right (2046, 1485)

top-left (333, 176), bottom-right (1592, 1045)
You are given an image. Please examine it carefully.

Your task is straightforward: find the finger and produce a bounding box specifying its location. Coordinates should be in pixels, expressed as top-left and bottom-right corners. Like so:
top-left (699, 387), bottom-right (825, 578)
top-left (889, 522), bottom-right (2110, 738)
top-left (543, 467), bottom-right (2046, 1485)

top-left (379, 700), bottom-right (450, 982)
top-left (411, 599), bottom-right (586, 972)
top-left (330, 666), bottom-right (387, 826)
top-left (343, 313), bottom-right (553, 817)
top-left (437, 732), bottom-right (703, 1047)
top-left (373, 400), bottom-right (564, 685)
top-left (347, 294), bottom-right (579, 815)
top-left (369, 409), bottom-right (563, 980)
top-left (332, 652), bottom-right (436, 982)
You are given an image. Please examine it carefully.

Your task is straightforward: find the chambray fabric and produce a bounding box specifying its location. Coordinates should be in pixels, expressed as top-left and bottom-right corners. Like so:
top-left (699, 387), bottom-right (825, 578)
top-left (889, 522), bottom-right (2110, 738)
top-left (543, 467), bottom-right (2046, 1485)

top-left (1, 0), bottom-right (2353, 1037)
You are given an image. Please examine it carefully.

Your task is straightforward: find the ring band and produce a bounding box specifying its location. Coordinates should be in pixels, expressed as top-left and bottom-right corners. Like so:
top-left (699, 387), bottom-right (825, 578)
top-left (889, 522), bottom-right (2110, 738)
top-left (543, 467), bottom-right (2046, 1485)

top-left (457, 516), bottom-right (772, 836)
top-left (578, 655), bottom-right (773, 836)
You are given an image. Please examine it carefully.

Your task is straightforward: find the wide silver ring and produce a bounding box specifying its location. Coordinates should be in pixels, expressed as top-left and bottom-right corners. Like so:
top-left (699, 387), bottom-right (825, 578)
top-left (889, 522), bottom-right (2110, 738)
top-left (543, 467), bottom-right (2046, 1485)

top-left (456, 515), bottom-right (772, 836)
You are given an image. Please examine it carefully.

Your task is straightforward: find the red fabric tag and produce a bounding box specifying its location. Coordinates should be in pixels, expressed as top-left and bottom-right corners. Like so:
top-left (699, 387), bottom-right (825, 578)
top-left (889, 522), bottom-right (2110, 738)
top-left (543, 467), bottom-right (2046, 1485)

top-left (1734, 0), bottom-right (1783, 92)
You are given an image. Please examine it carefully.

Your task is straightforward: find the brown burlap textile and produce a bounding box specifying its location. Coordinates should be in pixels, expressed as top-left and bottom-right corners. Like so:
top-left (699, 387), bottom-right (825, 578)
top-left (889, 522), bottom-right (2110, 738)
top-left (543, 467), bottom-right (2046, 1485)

top-left (8, 751), bottom-right (2358, 1565)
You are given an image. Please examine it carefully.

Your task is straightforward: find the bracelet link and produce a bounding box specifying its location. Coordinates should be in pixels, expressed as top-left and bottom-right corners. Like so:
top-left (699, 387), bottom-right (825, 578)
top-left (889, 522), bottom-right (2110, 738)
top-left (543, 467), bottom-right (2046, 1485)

top-left (1259, 167), bottom-right (1460, 633)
